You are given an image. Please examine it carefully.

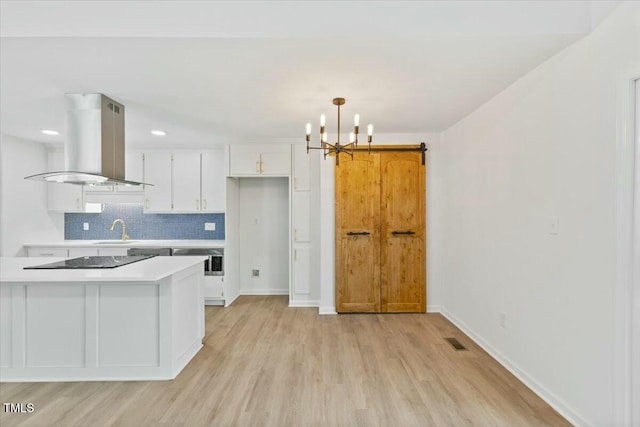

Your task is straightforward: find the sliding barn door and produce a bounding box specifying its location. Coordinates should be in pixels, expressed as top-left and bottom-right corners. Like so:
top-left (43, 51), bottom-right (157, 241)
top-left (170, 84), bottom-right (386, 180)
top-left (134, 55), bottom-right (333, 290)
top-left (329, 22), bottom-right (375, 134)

top-left (380, 152), bottom-right (426, 312)
top-left (335, 148), bottom-right (425, 313)
top-left (335, 152), bottom-right (381, 313)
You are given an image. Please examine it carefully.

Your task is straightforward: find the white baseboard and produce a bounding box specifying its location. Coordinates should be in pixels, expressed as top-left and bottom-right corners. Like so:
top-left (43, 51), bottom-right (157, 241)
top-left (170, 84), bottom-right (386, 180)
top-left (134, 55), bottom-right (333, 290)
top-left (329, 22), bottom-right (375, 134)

top-left (288, 300), bottom-right (319, 308)
top-left (224, 293), bottom-right (239, 307)
top-left (426, 304), bottom-right (442, 313)
top-left (440, 308), bottom-right (589, 427)
top-left (319, 306), bottom-right (337, 315)
top-left (239, 289), bottom-right (289, 296)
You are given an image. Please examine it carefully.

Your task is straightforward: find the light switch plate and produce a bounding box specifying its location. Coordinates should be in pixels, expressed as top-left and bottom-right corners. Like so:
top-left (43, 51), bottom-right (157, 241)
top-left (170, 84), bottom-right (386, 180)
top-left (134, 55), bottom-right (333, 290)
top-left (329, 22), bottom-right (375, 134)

top-left (204, 222), bottom-right (216, 231)
top-left (83, 222), bottom-right (89, 231)
top-left (548, 216), bottom-right (559, 235)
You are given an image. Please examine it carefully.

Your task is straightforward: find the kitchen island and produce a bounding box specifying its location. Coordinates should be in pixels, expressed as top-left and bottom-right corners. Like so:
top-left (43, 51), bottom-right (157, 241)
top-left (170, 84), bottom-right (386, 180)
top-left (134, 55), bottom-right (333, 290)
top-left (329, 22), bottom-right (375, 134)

top-left (0, 256), bottom-right (206, 382)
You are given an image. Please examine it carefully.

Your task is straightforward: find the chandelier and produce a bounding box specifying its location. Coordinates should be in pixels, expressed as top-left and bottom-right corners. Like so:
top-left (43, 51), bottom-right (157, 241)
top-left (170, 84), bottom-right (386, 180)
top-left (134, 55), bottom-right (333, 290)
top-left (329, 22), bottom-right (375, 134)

top-left (305, 97), bottom-right (373, 165)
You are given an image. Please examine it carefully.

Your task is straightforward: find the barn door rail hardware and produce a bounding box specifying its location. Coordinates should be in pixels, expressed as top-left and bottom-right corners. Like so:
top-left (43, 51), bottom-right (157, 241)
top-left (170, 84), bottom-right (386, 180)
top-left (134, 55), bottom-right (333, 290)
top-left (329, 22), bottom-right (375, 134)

top-left (347, 142), bottom-right (428, 165)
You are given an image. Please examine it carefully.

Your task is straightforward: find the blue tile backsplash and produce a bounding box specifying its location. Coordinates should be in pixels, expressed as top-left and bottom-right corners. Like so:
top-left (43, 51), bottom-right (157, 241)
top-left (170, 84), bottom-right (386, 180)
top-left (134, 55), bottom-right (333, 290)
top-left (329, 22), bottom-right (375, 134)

top-left (65, 205), bottom-right (225, 240)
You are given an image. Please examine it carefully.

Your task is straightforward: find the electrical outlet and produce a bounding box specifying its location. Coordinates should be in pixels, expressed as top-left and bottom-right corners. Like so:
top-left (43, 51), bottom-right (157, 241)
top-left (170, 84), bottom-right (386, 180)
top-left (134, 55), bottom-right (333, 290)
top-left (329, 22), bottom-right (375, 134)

top-left (204, 222), bottom-right (216, 231)
top-left (252, 269), bottom-right (260, 277)
top-left (499, 312), bottom-right (506, 328)
top-left (83, 222), bottom-right (89, 231)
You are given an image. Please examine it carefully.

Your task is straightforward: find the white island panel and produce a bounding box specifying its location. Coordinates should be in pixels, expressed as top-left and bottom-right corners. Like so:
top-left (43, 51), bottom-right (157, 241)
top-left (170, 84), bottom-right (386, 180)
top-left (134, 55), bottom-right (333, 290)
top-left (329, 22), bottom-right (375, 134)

top-left (0, 256), bottom-right (206, 382)
top-left (98, 284), bottom-right (160, 367)
top-left (172, 269), bottom-right (201, 366)
top-left (26, 285), bottom-right (85, 368)
top-left (0, 287), bottom-right (11, 368)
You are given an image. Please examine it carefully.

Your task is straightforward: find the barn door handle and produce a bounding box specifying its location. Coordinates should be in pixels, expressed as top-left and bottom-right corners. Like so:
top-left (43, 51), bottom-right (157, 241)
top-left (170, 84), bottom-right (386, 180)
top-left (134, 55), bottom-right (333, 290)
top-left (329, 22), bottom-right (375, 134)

top-left (392, 230), bottom-right (415, 235)
top-left (347, 231), bottom-right (370, 236)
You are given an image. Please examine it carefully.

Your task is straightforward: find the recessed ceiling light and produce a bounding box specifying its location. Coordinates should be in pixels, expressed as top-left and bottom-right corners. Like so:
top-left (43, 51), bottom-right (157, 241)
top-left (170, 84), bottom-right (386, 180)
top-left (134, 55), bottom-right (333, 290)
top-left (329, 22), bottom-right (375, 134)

top-left (151, 130), bottom-right (166, 136)
top-left (41, 129), bottom-right (60, 136)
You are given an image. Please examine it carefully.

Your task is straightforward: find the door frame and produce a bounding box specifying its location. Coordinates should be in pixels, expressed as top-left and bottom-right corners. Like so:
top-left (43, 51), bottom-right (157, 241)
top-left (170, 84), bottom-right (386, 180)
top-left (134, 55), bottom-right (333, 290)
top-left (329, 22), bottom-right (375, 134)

top-left (613, 73), bottom-right (639, 427)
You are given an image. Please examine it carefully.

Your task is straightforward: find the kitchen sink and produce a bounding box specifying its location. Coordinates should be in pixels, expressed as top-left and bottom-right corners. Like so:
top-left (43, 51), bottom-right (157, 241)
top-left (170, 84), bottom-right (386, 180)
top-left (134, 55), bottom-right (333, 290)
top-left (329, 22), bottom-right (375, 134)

top-left (93, 240), bottom-right (139, 244)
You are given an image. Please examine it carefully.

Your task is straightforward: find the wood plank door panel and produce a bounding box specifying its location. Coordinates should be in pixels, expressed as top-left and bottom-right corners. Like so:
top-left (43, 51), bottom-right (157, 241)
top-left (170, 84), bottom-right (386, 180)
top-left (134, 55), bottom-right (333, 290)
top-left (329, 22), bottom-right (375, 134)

top-left (380, 152), bottom-right (426, 313)
top-left (335, 152), bottom-right (381, 313)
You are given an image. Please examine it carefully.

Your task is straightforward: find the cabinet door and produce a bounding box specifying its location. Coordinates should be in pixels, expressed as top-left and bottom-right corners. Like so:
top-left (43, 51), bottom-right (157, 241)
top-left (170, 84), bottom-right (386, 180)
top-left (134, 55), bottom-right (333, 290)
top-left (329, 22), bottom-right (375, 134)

top-left (203, 276), bottom-right (224, 299)
top-left (47, 151), bottom-right (85, 212)
top-left (380, 152), bottom-right (425, 313)
top-left (293, 247), bottom-right (311, 296)
top-left (68, 248), bottom-right (99, 257)
top-left (172, 151), bottom-right (201, 212)
top-left (293, 192), bottom-right (310, 242)
top-left (27, 248), bottom-right (68, 257)
top-left (292, 144), bottom-right (311, 191)
top-left (48, 182), bottom-right (84, 212)
top-left (229, 146), bottom-right (261, 176)
top-left (143, 151), bottom-right (173, 212)
top-left (116, 150), bottom-right (144, 192)
top-left (335, 152), bottom-right (381, 313)
top-left (98, 248), bottom-right (129, 256)
top-left (260, 145), bottom-right (291, 175)
top-left (201, 149), bottom-right (225, 212)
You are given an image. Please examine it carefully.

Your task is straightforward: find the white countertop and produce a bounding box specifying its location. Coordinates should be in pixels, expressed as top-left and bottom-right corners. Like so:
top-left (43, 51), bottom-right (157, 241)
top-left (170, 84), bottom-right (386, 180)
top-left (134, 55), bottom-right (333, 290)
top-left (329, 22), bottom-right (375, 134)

top-left (23, 239), bottom-right (225, 249)
top-left (0, 256), bottom-right (208, 283)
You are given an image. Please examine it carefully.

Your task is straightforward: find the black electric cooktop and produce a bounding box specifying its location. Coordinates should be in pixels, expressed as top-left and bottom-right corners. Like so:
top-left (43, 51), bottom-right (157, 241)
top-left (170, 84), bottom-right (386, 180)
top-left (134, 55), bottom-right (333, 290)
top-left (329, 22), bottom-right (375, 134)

top-left (24, 255), bottom-right (156, 270)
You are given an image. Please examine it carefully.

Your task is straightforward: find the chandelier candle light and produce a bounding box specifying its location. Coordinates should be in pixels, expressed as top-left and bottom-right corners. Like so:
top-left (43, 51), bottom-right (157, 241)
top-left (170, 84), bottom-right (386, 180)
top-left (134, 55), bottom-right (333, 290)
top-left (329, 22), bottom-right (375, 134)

top-left (305, 97), bottom-right (373, 165)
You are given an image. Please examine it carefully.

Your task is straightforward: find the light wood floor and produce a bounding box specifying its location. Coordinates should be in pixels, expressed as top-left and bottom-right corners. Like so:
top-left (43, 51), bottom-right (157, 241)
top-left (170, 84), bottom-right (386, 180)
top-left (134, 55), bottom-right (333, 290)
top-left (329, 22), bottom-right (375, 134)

top-left (0, 296), bottom-right (570, 426)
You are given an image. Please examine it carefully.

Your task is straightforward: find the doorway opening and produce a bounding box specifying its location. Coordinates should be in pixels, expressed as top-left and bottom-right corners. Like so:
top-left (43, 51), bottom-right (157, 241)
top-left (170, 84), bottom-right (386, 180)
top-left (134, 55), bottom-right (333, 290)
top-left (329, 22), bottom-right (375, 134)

top-left (237, 177), bottom-right (289, 296)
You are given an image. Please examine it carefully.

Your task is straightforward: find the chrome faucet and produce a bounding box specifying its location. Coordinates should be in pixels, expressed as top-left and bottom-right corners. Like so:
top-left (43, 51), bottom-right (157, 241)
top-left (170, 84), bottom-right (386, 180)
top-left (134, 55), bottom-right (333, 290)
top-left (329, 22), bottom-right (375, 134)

top-left (110, 218), bottom-right (130, 241)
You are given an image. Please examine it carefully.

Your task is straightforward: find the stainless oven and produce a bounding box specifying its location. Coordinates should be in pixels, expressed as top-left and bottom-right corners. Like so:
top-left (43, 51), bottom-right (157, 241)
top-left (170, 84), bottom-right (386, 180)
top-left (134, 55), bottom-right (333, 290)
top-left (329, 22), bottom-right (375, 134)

top-left (172, 248), bottom-right (224, 276)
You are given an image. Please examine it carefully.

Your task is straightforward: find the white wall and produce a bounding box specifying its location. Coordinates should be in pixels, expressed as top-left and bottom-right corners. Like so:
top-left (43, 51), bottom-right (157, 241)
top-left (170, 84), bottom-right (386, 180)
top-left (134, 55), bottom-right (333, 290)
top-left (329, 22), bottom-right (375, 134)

top-left (436, 3), bottom-right (639, 426)
top-left (224, 177), bottom-right (241, 306)
top-left (632, 78), bottom-right (640, 427)
top-left (238, 177), bottom-right (289, 295)
top-left (0, 135), bottom-right (63, 256)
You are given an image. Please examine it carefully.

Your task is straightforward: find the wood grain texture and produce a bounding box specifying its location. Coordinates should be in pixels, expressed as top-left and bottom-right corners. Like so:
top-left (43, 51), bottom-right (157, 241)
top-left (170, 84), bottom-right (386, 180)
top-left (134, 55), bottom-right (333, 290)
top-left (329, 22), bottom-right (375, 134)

top-left (335, 149), bottom-right (426, 313)
top-left (0, 297), bottom-right (570, 427)
top-left (335, 152), bottom-right (381, 313)
top-left (380, 151), bottom-right (426, 312)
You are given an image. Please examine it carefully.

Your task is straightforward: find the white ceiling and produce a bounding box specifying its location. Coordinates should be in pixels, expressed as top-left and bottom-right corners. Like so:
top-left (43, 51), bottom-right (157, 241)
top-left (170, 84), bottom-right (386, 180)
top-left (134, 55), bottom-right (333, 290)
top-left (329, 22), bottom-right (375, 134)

top-left (0, 1), bottom-right (618, 148)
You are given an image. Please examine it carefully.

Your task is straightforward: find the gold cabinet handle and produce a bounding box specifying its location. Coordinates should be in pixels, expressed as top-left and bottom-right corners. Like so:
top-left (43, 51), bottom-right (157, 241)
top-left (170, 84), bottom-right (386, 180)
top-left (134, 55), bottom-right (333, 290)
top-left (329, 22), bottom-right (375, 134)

top-left (202, 199), bottom-right (207, 210)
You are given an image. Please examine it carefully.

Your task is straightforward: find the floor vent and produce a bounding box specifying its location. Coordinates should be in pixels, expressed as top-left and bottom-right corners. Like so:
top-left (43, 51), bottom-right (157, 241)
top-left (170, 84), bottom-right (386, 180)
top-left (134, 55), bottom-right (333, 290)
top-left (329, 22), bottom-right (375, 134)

top-left (445, 337), bottom-right (468, 351)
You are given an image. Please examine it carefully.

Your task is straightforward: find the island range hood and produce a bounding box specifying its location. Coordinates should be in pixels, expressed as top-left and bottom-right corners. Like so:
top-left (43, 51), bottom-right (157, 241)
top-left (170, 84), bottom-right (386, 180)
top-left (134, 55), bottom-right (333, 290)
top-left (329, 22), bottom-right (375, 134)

top-left (25, 93), bottom-right (150, 187)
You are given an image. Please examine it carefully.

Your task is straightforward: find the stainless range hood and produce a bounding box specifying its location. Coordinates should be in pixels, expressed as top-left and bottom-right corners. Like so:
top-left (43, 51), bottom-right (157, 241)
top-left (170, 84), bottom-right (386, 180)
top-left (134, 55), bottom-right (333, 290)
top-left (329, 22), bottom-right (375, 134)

top-left (25, 93), bottom-right (150, 187)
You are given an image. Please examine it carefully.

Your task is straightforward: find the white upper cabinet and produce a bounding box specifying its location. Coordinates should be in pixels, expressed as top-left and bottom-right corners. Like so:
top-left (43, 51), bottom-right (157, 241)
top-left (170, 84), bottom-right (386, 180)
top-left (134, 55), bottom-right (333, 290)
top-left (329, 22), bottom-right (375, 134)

top-left (260, 145), bottom-right (291, 175)
top-left (143, 151), bottom-right (173, 212)
top-left (228, 144), bottom-right (291, 176)
top-left (201, 149), bottom-right (225, 212)
top-left (143, 149), bottom-right (226, 213)
top-left (172, 151), bottom-right (201, 212)
top-left (47, 150), bottom-right (85, 212)
top-left (292, 144), bottom-right (311, 191)
top-left (118, 150), bottom-right (144, 192)
top-left (83, 149), bottom-right (144, 194)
